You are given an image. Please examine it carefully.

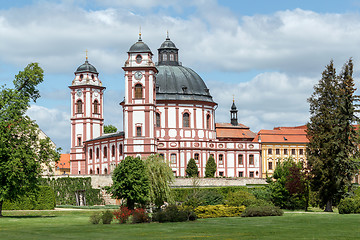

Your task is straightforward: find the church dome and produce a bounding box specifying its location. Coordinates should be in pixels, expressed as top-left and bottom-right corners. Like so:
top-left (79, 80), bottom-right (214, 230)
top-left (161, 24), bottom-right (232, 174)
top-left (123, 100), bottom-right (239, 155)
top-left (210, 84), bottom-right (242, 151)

top-left (156, 65), bottom-right (214, 103)
top-left (159, 37), bottom-right (178, 50)
top-left (128, 38), bottom-right (152, 53)
top-left (75, 60), bottom-right (98, 74)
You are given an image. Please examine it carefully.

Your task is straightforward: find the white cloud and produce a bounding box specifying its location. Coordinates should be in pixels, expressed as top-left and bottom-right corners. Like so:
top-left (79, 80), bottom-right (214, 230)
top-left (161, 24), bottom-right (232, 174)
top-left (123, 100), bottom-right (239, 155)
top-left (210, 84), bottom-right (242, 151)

top-left (27, 105), bottom-right (70, 152)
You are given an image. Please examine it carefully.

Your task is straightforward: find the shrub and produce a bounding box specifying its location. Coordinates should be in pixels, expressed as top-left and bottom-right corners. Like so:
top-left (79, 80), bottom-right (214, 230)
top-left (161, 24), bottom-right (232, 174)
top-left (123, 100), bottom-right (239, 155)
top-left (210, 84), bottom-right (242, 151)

top-left (241, 205), bottom-right (283, 217)
top-left (198, 190), bottom-right (224, 206)
top-left (194, 205), bottom-right (246, 218)
top-left (89, 212), bottom-right (102, 224)
top-left (102, 210), bottom-right (113, 224)
top-left (113, 206), bottom-right (132, 224)
top-left (225, 190), bottom-right (256, 207)
top-left (338, 197), bottom-right (360, 214)
top-left (152, 204), bottom-right (196, 222)
top-left (186, 158), bottom-right (198, 177)
top-left (132, 208), bottom-right (149, 224)
top-left (250, 187), bottom-right (272, 202)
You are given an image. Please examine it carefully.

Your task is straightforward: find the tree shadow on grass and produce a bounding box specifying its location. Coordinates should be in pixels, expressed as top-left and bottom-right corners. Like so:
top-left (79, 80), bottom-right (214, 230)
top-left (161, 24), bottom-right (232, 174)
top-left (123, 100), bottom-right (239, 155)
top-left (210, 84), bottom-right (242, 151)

top-left (1, 216), bottom-right (57, 219)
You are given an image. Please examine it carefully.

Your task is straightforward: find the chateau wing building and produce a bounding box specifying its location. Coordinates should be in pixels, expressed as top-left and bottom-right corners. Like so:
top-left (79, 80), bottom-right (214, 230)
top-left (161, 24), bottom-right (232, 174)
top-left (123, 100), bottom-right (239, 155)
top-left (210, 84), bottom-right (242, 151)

top-left (69, 35), bottom-right (261, 178)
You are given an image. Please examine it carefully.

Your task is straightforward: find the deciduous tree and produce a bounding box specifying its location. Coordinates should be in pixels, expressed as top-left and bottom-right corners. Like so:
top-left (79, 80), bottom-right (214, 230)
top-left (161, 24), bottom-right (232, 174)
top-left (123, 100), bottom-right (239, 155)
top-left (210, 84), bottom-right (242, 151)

top-left (109, 156), bottom-right (149, 209)
top-left (307, 59), bottom-right (360, 212)
top-left (104, 124), bottom-right (117, 134)
top-left (144, 154), bottom-right (174, 208)
top-left (0, 63), bottom-right (60, 217)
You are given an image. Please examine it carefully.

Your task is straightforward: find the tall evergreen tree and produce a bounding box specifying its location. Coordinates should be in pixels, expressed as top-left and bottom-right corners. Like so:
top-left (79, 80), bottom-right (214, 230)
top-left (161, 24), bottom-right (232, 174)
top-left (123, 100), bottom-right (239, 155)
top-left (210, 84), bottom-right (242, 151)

top-left (205, 155), bottom-right (217, 178)
top-left (307, 59), bottom-right (360, 212)
top-left (186, 158), bottom-right (198, 177)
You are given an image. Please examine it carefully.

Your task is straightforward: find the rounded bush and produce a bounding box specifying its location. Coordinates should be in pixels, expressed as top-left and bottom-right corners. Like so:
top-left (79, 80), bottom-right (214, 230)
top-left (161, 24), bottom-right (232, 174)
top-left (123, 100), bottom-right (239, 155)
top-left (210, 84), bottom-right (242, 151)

top-left (89, 212), bottom-right (102, 224)
top-left (339, 198), bottom-right (356, 214)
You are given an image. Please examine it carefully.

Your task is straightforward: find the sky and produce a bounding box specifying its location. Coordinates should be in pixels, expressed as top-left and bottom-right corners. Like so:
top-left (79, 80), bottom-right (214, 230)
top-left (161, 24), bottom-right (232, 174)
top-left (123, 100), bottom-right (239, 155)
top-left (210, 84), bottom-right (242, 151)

top-left (2, 0), bottom-right (360, 153)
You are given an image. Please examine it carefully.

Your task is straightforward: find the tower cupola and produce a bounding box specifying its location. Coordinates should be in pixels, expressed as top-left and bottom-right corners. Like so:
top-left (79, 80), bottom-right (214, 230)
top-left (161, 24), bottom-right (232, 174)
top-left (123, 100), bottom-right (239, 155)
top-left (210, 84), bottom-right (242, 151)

top-left (230, 99), bottom-right (238, 126)
top-left (157, 32), bottom-right (179, 66)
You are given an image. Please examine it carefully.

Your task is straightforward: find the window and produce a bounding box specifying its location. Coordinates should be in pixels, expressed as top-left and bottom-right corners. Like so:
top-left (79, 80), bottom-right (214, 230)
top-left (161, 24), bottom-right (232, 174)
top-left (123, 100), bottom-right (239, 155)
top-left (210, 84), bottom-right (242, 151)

top-left (135, 84), bottom-right (142, 99)
top-left (194, 153), bottom-right (199, 163)
top-left (163, 54), bottom-right (167, 61)
top-left (94, 100), bottom-right (99, 114)
top-left (96, 147), bottom-right (99, 159)
top-left (90, 169), bottom-right (93, 174)
top-left (276, 148), bottom-right (280, 155)
top-left (249, 171), bottom-right (254, 178)
top-left (170, 54), bottom-right (174, 61)
top-left (238, 154), bottom-right (243, 165)
top-left (219, 154), bottom-right (223, 165)
top-left (119, 144), bottom-right (123, 155)
top-left (183, 112), bottom-right (190, 127)
top-left (104, 168), bottom-right (108, 174)
top-left (268, 161), bottom-right (273, 170)
top-left (238, 171), bottom-right (243, 177)
top-left (80, 74), bottom-right (83, 80)
top-left (136, 54), bottom-right (142, 64)
top-left (291, 149), bottom-right (296, 155)
top-left (136, 126), bottom-right (142, 137)
top-left (219, 171), bottom-right (224, 177)
top-left (206, 114), bottom-right (211, 129)
top-left (77, 137), bottom-right (82, 146)
top-left (159, 153), bottom-right (164, 159)
top-left (111, 145), bottom-right (115, 157)
top-left (97, 168), bottom-right (100, 174)
top-left (284, 149), bottom-right (288, 155)
top-left (103, 146), bottom-right (107, 158)
top-left (89, 149), bottom-right (93, 159)
top-left (76, 100), bottom-right (83, 114)
top-left (156, 112), bottom-right (160, 127)
top-left (249, 154), bottom-right (254, 165)
top-left (268, 149), bottom-right (272, 155)
top-left (170, 154), bottom-right (176, 164)
top-left (299, 149), bottom-right (304, 155)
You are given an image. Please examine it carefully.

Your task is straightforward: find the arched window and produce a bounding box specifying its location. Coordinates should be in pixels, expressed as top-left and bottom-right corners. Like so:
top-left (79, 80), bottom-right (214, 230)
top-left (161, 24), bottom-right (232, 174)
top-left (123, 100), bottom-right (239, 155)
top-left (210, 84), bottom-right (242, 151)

top-left (219, 154), bottom-right (223, 165)
top-left (135, 84), bottom-right (142, 99)
top-left (90, 169), bottom-right (93, 174)
top-left (94, 100), bottom-right (99, 114)
top-left (163, 54), bottom-right (167, 61)
top-left (104, 168), bottom-right (108, 174)
top-left (89, 149), bottom-right (93, 160)
top-left (80, 74), bottom-right (83, 80)
top-left (119, 144), bottom-right (123, 155)
top-left (156, 112), bottom-right (161, 127)
top-left (206, 114), bottom-right (211, 129)
top-left (96, 147), bottom-right (99, 159)
top-left (104, 146), bottom-right (108, 158)
top-left (76, 100), bottom-right (83, 114)
top-left (97, 168), bottom-right (100, 174)
top-left (183, 112), bottom-right (190, 127)
top-left (111, 145), bottom-right (115, 157)
top-left (194, 153), bottom-right (199, 163)
top-left (170, 54), bottom-right (174, 61)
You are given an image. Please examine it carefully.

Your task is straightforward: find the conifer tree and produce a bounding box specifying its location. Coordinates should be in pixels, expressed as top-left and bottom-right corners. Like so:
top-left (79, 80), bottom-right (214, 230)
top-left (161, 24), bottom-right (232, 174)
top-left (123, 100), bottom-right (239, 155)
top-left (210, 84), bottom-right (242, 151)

top-left (186, 158), bottom-right (198, 177)
top-left (205, 155), bottom-right (217, 178)
top-left (307, 59), bottom-right (360, 212)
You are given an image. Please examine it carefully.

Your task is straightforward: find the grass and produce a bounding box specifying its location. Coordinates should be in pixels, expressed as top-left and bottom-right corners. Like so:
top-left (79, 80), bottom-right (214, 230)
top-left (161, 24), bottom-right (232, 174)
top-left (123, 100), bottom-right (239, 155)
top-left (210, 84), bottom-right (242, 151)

top-left (1, 210), bottom-right (360, 239)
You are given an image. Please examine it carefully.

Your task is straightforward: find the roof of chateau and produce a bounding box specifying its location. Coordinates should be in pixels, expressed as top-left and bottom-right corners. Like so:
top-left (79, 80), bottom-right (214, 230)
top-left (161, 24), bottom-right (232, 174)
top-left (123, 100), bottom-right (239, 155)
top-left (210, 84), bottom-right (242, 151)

top-left (254, 125), bottom-right (308, 143)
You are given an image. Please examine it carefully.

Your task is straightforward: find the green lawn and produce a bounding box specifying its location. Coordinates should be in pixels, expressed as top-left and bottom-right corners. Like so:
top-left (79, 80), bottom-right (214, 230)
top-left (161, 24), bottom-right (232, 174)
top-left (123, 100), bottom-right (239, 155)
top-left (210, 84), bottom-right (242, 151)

top-left (1, 210), bottom-right (360, 239)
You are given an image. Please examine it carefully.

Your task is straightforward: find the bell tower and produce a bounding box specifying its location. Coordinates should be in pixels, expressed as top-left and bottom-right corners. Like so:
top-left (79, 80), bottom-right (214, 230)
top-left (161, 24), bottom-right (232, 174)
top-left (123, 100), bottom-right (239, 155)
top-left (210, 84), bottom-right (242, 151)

top-left (230, 99), bottom-right (238, 126)
top-left (122, 33), bottom-right (158, 158)
top-left (69, 54), bottom-right (105, 174)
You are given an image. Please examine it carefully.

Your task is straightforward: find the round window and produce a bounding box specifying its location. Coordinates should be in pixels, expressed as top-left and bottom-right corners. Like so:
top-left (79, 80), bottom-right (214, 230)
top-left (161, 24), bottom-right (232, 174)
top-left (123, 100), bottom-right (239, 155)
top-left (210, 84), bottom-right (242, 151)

top-left (136, 54), bottom-right (142, 64)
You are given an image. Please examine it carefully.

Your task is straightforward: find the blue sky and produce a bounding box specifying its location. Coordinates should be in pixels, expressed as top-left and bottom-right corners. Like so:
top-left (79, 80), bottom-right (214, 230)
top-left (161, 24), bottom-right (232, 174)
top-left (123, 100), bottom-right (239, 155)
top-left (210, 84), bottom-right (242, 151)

top-left (1, 0), bottom-right (360, 152)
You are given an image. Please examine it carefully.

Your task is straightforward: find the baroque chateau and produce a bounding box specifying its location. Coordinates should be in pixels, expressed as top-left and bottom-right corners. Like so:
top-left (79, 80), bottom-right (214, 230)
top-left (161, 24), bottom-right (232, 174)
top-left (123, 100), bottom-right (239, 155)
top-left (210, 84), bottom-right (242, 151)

top-left (69, 34), bottom-right (308, 178)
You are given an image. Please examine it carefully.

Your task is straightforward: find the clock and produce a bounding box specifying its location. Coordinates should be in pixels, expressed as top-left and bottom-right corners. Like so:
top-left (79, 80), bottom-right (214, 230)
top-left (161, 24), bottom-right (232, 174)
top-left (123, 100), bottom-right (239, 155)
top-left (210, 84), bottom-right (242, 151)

top-left (134, 71), bottom-right (143, 80)
top-left (76, 89), bottom-right (82, 97)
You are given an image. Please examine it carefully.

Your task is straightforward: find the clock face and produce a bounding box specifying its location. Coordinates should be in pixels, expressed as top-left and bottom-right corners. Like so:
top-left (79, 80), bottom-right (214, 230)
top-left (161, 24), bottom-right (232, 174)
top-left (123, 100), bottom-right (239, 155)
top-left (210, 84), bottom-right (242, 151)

top-left (76, 89), bottom-right (82, 97)
top-left (134, 71), bottom-right (143, 80)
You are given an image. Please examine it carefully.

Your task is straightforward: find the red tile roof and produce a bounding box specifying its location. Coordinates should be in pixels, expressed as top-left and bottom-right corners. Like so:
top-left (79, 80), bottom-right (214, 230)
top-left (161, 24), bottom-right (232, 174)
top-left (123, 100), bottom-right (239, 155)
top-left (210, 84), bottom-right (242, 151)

top-left (216, 123), bottom-right (256, 140)
top-left (56, 153), bottom-right (70, 169)
top-left (254, 125), bottom-right (309, 143)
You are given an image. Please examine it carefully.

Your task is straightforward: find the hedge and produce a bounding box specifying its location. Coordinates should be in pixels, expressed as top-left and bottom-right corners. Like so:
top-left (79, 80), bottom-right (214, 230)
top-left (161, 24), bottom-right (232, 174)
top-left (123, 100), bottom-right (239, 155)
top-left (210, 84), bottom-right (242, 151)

top-left (3, 186), bottom-right (55, 210)
top-left (194, 205), bottom-right (246, 218)
top-left (40, 177), bottom-right (104, 206)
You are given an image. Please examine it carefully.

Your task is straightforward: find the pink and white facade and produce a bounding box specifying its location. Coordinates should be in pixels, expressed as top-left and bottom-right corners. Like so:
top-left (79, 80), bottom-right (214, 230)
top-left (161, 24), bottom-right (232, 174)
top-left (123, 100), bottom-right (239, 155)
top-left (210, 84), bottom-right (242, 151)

top-left (69, 35), bottom-right (261, 178)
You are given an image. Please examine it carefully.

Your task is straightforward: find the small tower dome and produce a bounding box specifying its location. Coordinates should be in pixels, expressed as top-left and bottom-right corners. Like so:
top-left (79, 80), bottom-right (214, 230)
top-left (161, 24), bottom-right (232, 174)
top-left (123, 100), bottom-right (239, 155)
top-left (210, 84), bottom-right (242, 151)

top-left (157, 33), bottom-right (179, 66)
top-left (128, 33), bottom-right (152, 53)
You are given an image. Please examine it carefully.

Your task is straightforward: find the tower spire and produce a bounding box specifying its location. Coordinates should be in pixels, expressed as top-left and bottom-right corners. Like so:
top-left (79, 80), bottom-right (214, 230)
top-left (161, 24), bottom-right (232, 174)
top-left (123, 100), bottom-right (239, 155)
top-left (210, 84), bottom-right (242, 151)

top-left (138, 26), bottom-right (142, 41)
top-left (85, 49), bottom-right (88, 61)
top-left (166, 30), bottom-right (170, 40)
top-left (230, 99), bottom-right (238, 126)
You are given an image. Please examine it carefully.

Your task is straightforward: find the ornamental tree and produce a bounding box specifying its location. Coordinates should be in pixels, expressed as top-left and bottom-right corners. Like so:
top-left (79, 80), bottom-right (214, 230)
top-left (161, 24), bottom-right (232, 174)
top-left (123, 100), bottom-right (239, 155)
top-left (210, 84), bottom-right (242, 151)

top-left (144, 154), bottom-right (174, 208)
top-left (307, 59), bottom-right (360, 212)
top-left (104, 124), bottom-right (117, 134)
top-left (186, 158), bottom-right (198, 177)
top-left (0, 63), bottom-right (60, 217)
top-left (109, 156), bottom-right (149, 209)
top-left (205, 155), bottom-right (216, 178)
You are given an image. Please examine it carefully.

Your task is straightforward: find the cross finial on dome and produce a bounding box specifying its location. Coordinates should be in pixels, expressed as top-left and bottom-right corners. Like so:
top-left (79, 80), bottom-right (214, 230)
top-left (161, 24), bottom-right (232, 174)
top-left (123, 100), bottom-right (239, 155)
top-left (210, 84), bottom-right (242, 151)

top-left (85, 49), bottom-right (88, 61)
top-left (233, 94), bottom-right (235, 103)
top-left (166, 30), bottom-right (170, 40)
top-left (138, 26), bottom-right (142, 41)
